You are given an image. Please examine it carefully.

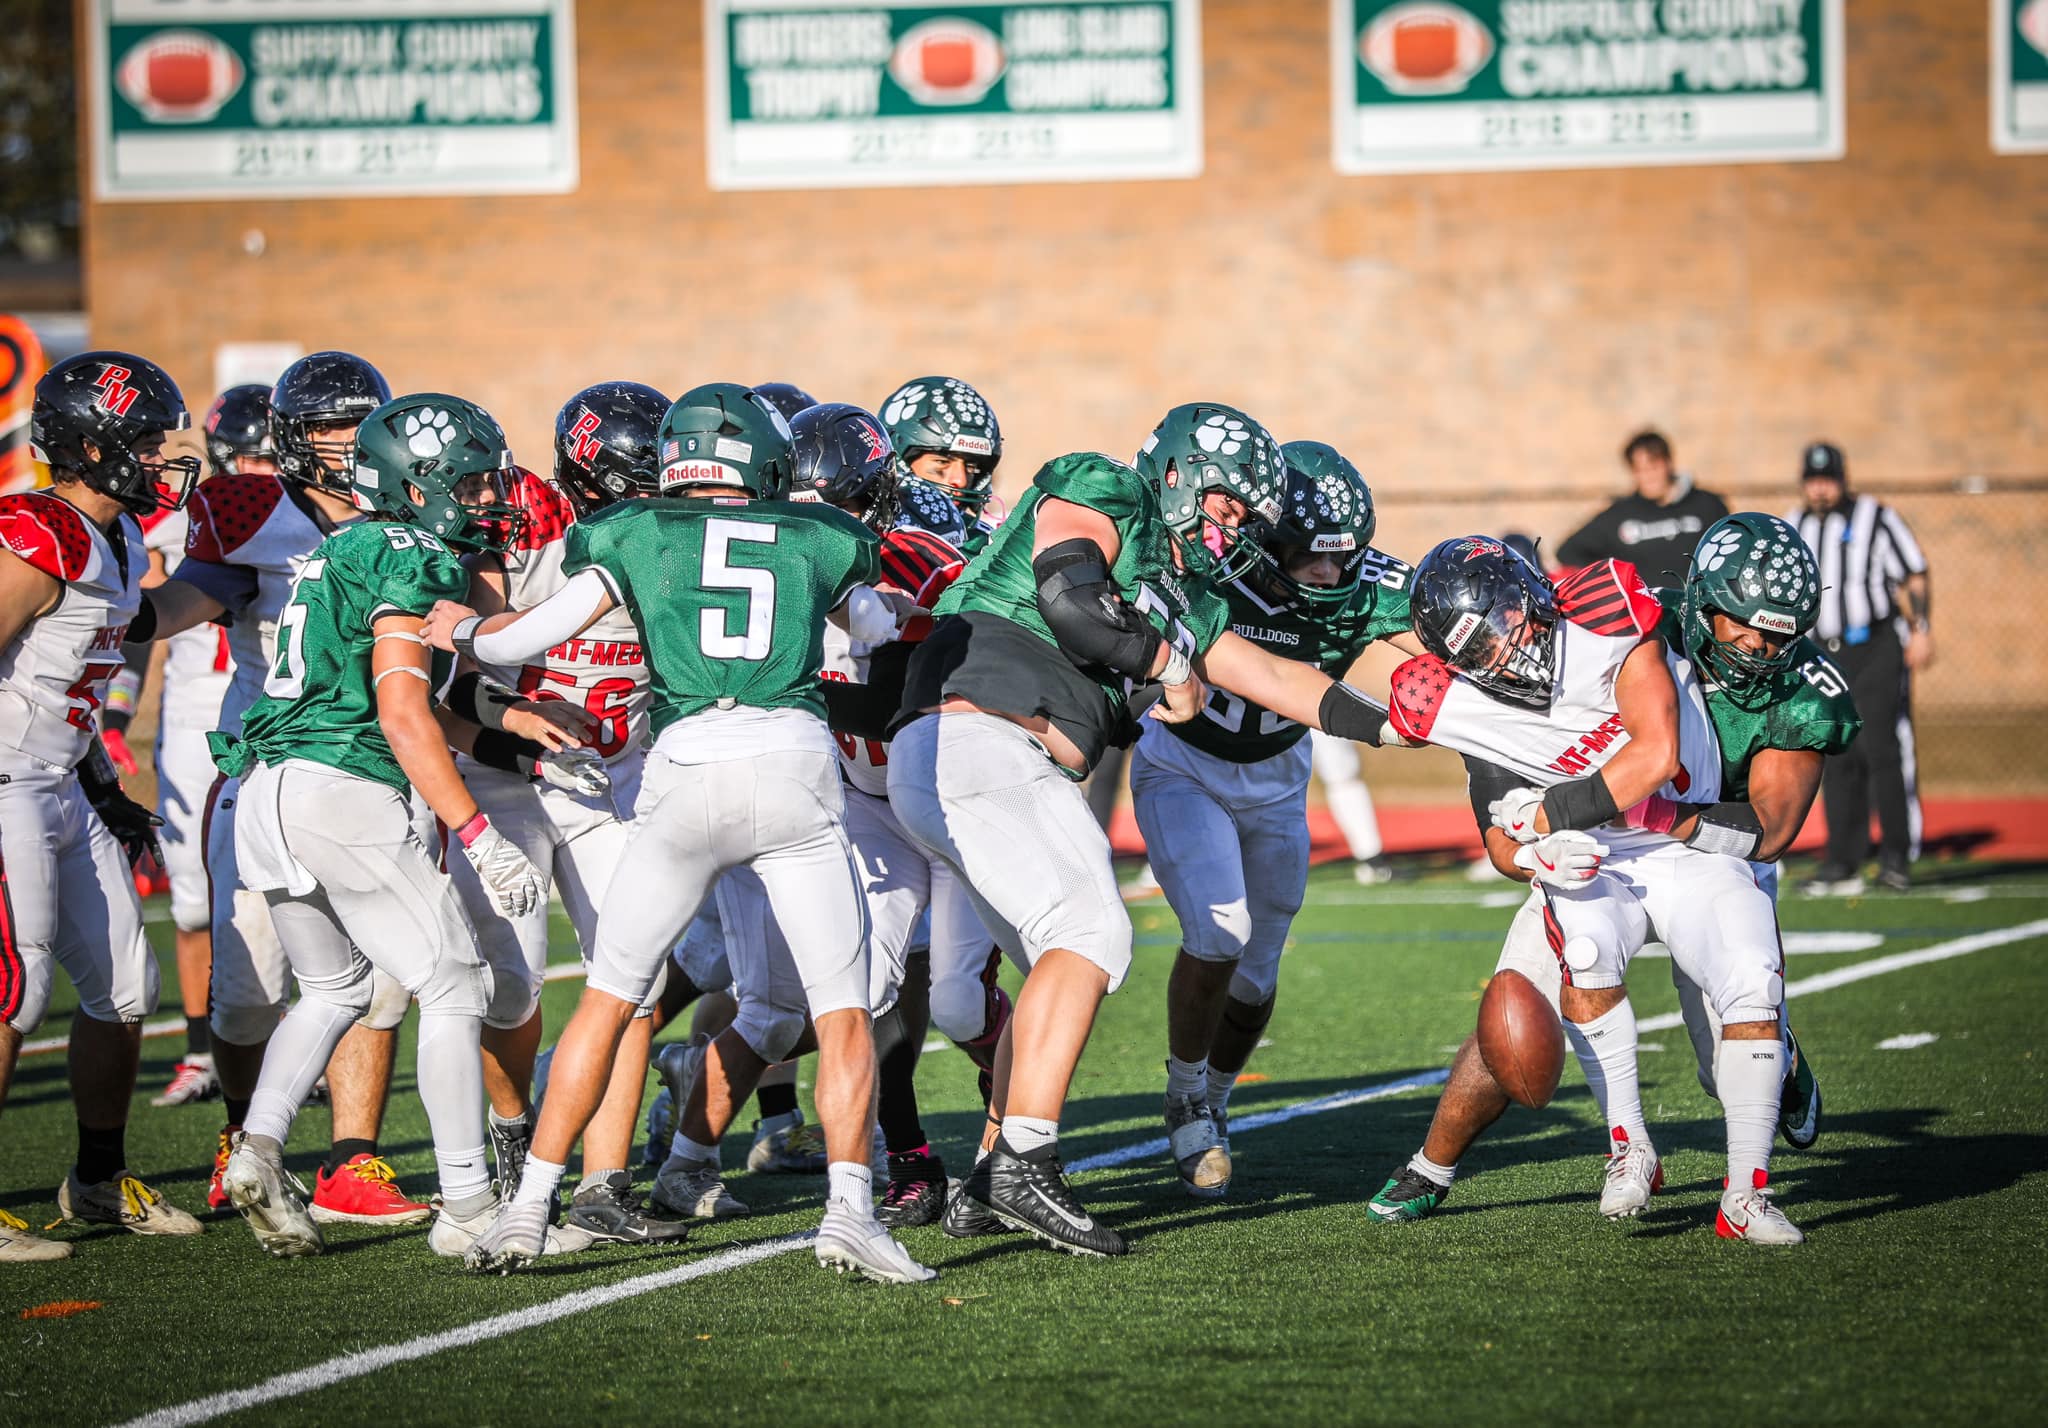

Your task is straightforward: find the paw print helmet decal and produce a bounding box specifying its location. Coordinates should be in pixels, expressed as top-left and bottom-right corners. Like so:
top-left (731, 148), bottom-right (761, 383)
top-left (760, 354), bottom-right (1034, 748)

top-left (1262, 440), bottom-right (1378, 607)
top-left (271, 351), bottom-right (392, 496)
top-left (351, 393), bottom-right (520, 553)
top-left (878, 375), bottom-right (1002, 516)
top-left (1134, 401), bottom-right (1287, 584)
top-left (1683, 512), bottom-right (1821, 701)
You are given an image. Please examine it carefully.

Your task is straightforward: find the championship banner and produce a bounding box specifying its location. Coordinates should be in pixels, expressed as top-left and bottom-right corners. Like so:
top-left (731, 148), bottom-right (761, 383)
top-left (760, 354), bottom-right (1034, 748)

top-left (0, 316), bottom-right (48, 495)
top-left (88, 0), bottom-right (579, 201)
top-left (1995, 0), bottom-right (2048, 153)
top-left (704, 1), bottom-right (1203, 190)
top-left (1331, 1), bottom-right (1844, 176)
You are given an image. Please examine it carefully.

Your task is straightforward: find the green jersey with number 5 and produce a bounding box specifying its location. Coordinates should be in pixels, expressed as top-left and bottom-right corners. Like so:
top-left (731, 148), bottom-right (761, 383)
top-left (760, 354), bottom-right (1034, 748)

top-left (563, 497), bottom-right (879, 734)
top-left (229, 520), bottom-right (467, 792)
top-left (1170, 551), bottom-right (1413, 764)
top-left (1654, 591), bottom-right (1861, 800)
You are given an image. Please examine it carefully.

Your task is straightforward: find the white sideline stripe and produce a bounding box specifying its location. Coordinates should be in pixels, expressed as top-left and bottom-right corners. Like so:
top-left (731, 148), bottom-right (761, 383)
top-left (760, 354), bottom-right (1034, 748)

top-left (1636, 917), bottom-right (2048, 1033)
top-left (112, 1233), bottom-right (817, 1428)
top-left (109, 917), bottom-right (2048, 1428)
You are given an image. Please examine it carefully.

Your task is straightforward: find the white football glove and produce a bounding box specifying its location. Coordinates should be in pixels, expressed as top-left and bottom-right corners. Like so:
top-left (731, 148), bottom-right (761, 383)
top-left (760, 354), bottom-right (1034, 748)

top-left (538, 746), bottom-right (611, 799)
top-left (462, 822), bottom-right (543, 917)
top-left (1489, 786), bottom-right (1545, 844)
top-left (1513, 830), bottom-right (1609, 890)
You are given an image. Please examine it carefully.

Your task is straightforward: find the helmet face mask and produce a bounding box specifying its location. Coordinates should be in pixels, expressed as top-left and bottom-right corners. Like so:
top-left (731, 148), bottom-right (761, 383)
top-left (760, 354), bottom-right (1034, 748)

top-left (350, 394), bottom-right (520, 553)
top-left (271, 352), bottom-right (392, 497)
top-left (657, 383), bottom-right (796, 499)
top-left (879, 377), bottom-right (1002, 518)
top-left (1413, 536), bottom-right (1561, 710)
top-left (1683, 513), bottom-right (1819, 704)
top-left (1135, 403), bottom-right (1287, 586)
top-left (552, 381), bottom-right (668, 517)
top-left (1260, 441), bottom-right (1377, 608)
top-left (31, 352), bottom-right (201, 517)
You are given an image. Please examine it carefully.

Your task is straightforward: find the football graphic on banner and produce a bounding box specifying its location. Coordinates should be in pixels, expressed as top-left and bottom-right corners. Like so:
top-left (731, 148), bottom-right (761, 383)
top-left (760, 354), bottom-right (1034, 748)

top-left (889, 18), bottom-right (1007, 105)
top-left (116, 29), bottom-right (244, 123)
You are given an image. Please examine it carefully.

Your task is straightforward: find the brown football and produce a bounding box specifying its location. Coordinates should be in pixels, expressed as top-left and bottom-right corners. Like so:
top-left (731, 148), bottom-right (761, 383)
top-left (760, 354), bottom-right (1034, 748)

top-left (1476, 970), bottom-right (1566, 1109)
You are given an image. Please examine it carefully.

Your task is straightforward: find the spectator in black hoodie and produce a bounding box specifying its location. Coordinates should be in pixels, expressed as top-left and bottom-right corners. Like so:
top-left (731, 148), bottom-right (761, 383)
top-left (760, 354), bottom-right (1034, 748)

top-left (1557, 429), bottom-right (1729, 588)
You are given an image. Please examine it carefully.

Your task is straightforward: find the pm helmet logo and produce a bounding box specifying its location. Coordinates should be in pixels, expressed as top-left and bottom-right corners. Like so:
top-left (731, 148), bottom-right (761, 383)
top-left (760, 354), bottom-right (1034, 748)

top-left (116, 29), bottom-right (245, 124)
top-left (567, 407), bottom-right (604, 468)
top-left (889, 18), bottom-right (1006, 106)
top-left (1359, 3), bottom-right (1493, 97)
top-left (93, 365), bottom-right (140, 417)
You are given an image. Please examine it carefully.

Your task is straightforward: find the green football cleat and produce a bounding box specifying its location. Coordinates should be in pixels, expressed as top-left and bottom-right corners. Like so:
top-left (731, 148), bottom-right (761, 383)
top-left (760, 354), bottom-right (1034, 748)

top-left (1779, 1029), bottom-right (1822, 1150)
top-left (1368, 1166), bottom-right (1449, 1223)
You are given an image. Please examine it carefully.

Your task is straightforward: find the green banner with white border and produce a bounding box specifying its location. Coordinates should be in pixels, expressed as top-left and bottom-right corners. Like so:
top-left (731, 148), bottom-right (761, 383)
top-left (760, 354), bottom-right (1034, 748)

top-left (89, 0), bottom-right (578, 201)
top-left (1995, 0), bottom-right (2048, 153)
top-left (705, 1), bottom-right (1203, 190)
top-left (1332, 0), bottom-right (1844, 175)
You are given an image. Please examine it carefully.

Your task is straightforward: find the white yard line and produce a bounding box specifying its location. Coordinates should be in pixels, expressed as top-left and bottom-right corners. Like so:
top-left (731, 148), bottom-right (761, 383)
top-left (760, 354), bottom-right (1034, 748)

top-left (109, 915), bottom-right (2048, 1428)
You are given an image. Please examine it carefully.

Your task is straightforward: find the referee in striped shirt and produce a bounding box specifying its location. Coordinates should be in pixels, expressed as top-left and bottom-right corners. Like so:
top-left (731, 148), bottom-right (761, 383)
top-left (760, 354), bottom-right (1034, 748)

top-left (1788, 441), bottom-right (1933, 894)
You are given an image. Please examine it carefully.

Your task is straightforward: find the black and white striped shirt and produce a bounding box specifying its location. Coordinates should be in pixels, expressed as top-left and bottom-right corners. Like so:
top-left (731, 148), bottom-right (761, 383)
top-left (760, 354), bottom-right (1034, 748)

top-left (1785, 495), bottom-right (1928, 643)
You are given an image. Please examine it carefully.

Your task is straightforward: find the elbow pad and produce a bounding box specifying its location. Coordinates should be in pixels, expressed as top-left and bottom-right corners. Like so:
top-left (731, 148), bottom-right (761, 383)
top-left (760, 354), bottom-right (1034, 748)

top-left (1684, 801), bottom-right (1764, 860)
top-left (1032, 539), bottom-right (1161, 679)
top-left (1541, 771), bottom-right (1621, 831)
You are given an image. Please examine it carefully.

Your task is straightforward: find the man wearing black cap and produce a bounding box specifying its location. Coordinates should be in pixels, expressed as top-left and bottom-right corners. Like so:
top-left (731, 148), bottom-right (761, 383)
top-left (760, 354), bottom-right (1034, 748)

top-left (1787, 441), bottom-right (1932, 894)
top-left (1557, 429), bottom-right (1729, 588)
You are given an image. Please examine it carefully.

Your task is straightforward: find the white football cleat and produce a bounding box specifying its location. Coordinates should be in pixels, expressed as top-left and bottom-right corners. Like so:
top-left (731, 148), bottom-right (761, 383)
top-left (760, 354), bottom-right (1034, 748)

top-left (151, 1054), bottom-right (219, 1107)
top-left (58, 1168), bottom-right (203, 1238)
top-left (651, 1156), bottom-right (749, 1219)
top-left (220, 1137), bottom-right (322, 1257)
top-left (0, 1206), bottom-right (70, 1262)
top-left (435, 1195), bottom-right (595, 1264)
top-left (1599, 1127), bottom-right (1664, 1220)
top-left (814, 1200), bottom-right (937, 1284)
top-left (1164, 1092), bottom-right (1231, 1200)
top-left (1717, 1170), bottom-right (1804, 1246)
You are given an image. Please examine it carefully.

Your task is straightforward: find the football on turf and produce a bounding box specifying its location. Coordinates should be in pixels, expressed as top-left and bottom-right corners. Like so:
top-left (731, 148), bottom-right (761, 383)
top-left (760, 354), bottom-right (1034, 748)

top-left (1476, 970), bottom-right (1565, 1108)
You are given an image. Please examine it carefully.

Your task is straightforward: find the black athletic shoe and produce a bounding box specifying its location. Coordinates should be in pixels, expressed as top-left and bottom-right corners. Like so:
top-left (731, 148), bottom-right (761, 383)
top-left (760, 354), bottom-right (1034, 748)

top-left (878, 1151), bottom-right (949, 1228)
top-left (983, 1145), bottom-right (1126, 1257)
top-left (941, 1163), bottom-right (1009, 1239)
top-left (565, 1171), bottom-right (690, 1245)
top-left (489, 1115), bottom-right (532, 1200)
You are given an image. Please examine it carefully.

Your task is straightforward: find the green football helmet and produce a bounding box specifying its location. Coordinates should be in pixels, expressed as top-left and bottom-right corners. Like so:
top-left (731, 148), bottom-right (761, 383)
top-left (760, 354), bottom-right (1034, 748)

top-left (659, 383), bottom-right (795, 498)
top-left (1682, 512), bottom-right (1821, 702)
top-left (878, 376), bottom-right (1001, 515)
top-left (1263, 440), bottom-right (1378, 606)
top-left (1133, 402), bottom-right (1287, 582)
top-left (350, 394), bottom-right (520, 553)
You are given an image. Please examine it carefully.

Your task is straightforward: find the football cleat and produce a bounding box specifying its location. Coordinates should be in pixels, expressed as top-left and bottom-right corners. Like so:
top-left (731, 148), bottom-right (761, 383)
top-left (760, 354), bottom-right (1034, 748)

top-left (1779, 1030), bottom-right (1822, 1150)
top-left (0, 1206), bottom-right (70, 1261)
top-left (1368, 1166), bottom-right (1450, 1223)
top-left (877, 1150), bottom-right (949, 1228)
top-left (566, 1170), bottom-right (690, 1245)
top-left (440, 1197), bottom-right (595, 1266)
top-left (1598, 1128), bottom-right (1664, 1220)
top-left (221, 1136), bottom-right (323, 1257)
top-left (642, 1088), bottom-right (676, 1169)
top-left (1875, 866), bottom-right (1911, 893)
top-left (1164, 1092), bottom-right (1231, 1200)
top-left (1798, 873), bottom-right (1864, 898)
top-left (940, 1168), bottom-right (1010, 1239)
top-left (1716, 1170), bottom-right (1804, 1246)
top-left (815, 1200), bottom-right (937, 1284)
top-left (207, 1125), bottom-right (236, 1210)
top-left (747, 1110), bottom-right (829, 1175)
top-left (311, 1154), bottom-right (433, 1226)
top-left (1353, 858), bottom-right (1396, 886)
top-left (1211, 1103), bottom-right (1231, 1154)
top-left (57, 1169), bottom-right (202, 1237)
top-left (982, 1146), bottom-right (1126, 1257)
top-left (151, 1054), bottom-right (219, 1107)
top-left (488, 1115), bottom-right (533, 1199)
top-left (650, 1157), bottom-right (749, 1219)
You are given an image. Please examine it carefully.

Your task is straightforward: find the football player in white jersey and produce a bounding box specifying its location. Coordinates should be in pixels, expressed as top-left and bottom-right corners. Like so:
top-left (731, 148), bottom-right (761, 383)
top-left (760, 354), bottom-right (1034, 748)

top-left (441, 381), bottom-right (688, 1245)
top-left (0, 352), bottom-right (207, 1261)
top-left (132, 352), bottom-right (433, 1228)
top-left (129, 386), bottom-right (264, 1109)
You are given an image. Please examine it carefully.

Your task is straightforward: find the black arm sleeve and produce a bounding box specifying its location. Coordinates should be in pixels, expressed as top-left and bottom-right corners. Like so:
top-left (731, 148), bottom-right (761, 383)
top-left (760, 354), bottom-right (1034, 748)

top-left (1317, 682), bottom-right (1391, 747)
top-left (1462, 755), bottom-right (1523, 835)
top-left (125, 598), bottom-right (159, 645)
top-left (469, 729), bottom-right (542, 777)
top-left (444, 670), bottom-right (524, 731)
top-left (1032, 539), bottom-right (1162, 679)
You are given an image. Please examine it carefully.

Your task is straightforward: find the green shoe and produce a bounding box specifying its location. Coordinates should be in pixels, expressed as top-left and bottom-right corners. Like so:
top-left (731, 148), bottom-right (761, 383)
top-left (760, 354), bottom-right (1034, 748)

top-left (1368, 1166), bottom-right (1449, 1223)
top-left (1778, 1029), bottom-right (1822, 1150)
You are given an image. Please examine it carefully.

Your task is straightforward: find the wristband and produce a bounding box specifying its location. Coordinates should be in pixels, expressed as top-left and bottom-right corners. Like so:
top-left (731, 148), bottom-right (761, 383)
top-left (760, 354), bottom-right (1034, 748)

top-left (1159, 644), bottom-right (1193, 688)
top-left (1625, 794), bottom-right (1681, 835)
top-left (1540, 771), bottom-right (1620, 831)
top-left (1684, 801), bottom-right (1764, 860)
top-left (451, 615), bottom-right (485, 663)
top-left (454, 813), bottom-right (490, 848)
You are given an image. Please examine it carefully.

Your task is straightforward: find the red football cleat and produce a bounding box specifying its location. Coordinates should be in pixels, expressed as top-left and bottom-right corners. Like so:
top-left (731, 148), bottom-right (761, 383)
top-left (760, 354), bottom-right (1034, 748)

top-left (207, 1125), bottom-right (236, 1210)
top-left (310, 1154), bottom-right (434, 1226)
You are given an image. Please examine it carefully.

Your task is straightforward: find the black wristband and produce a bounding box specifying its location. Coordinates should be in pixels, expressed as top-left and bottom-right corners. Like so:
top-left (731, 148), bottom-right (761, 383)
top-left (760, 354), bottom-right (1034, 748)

top-left (1317, 682), bottom-right (1390, 748)
top-left (471, 728), bottom-right (542, 778)
top-left (1541, 771), bottom-right (1620, 831)
top-left (1684, 801), bottom-right (1764, 859)
top-left (126, 596), bottom-right (159, 644)
top-left (446, 670), bottom-right (522, 731)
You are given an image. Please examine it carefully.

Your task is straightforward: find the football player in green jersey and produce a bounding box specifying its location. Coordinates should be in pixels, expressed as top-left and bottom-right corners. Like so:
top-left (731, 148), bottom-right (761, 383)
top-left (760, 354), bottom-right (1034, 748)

top-left (425, 383), bottom-right (934, 1284)
top-left (211, 393), bottom-right (584, 1260)
top-left (879, 376), bottom-right (1003, 554)
top-left (1372, 514), bottom-right (1857, 1244)
top-left (888, 403), bottom-right (1414, 1256)
top-left (1130, 441), bottom-right (1424, 1200)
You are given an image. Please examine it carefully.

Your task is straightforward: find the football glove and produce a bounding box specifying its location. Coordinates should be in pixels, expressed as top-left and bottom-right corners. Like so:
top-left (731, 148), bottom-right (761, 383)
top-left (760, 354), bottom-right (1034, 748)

top-left (100, 726), bottom-right (140, 777)
top-left (1488, 787), bottom-right (1544, 844)
top-left (86, 777), bottom-right (165, 870)
top-left (461, 822), bottom-right (544, 917)
top-left (538, 747), bottom-right (611, 799)
top-left (1513, 830), bottom-right (1608, 890)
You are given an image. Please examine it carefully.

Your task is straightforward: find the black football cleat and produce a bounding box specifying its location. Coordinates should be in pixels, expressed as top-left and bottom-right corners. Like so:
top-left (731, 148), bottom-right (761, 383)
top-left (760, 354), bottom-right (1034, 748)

top-left (877, 1151), bottom-right (949, 1228)
top-left (982, 1145), bottom-right (1125, 1257)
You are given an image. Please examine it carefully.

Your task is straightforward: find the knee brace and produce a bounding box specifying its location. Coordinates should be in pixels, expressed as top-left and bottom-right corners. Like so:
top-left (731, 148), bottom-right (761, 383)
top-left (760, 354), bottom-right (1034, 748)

top-left (483, 964), bottom-right (543, 1031)
top-left (4, 958), bottom-right (56, 1036)
top-left (730, 995), bottom-right (807, 1065)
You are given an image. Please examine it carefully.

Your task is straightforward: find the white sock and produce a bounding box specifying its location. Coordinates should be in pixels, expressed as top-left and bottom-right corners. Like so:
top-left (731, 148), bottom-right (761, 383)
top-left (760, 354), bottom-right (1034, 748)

top-left (1715, 1035), bottom-right (1783, 1190)
top-left (1001, 1115), bottom-right (1058, 1157)
top-left (1206, 1066), bottom-right (1240, 1114)
top-left (512, 1155), bottom-right (565, 1209)
top-left (1564, 1000), bottom-right (1649, 1153)
top-left (1408, 1150), bottom-right (1457, 1188)
top-left (489, 1108), bottom-right (529, 1132)
top-left (1166, 1055), bottom-right (1208, 1100)
top-left (435, 1144), bottom-right (492, 1205)
top-left (827, 1160), bottom-right (874, 1209)
top-left (668, 1131), bottom-right (720, 1166)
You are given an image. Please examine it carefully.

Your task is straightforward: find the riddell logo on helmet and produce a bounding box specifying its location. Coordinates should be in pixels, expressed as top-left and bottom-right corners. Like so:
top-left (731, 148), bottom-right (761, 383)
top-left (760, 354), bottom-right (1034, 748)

top-left (1311, 533), bottom-right (1358, 552)
top-left (1444, 611), bottom-right (1483, 654)
top-left (116, 29), bottom-right (245, 123)
top-left (94, 365), bottom-right (140, 417)
top-left (567, 407), bottom-right (604, 468)
top-left (950, 434), bottom-right (995, 457)
top-left (1358, 3), bottom-right (1493, 97)
top-left (1751, 610), bottom-right (1799, 635)
top-left (661, 459), bottom-right (742, 490)
top-left (889, 19), bottom-right (1006, 105)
